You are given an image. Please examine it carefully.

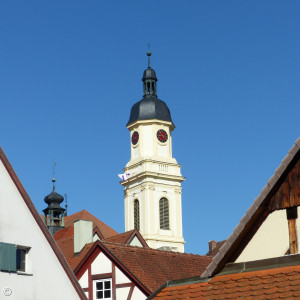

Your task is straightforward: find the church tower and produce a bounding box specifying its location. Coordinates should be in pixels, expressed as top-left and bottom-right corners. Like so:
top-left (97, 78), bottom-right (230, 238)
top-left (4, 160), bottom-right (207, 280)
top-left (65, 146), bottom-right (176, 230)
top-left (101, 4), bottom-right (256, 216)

top-left (121, 52), bottom-right (185, 252)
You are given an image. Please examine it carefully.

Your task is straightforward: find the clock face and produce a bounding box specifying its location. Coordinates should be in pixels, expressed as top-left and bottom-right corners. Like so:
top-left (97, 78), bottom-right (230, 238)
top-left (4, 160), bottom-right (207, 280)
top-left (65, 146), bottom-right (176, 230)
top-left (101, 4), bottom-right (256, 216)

top-left (131, 131), bottom-right (139, 145)
top-left (157, 129), bottom-right (168, 143)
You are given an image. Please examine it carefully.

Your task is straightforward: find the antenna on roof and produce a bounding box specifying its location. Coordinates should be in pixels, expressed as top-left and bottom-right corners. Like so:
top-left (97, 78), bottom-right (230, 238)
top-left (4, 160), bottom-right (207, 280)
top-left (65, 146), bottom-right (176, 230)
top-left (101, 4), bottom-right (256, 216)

top-left (64, 193), bottom-right (68, 216)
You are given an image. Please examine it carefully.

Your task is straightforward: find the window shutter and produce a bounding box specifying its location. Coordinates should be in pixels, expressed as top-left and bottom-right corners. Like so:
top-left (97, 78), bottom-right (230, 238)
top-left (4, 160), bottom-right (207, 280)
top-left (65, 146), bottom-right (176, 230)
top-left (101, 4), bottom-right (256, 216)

top-left (0, 242), bottom-right (16, 272)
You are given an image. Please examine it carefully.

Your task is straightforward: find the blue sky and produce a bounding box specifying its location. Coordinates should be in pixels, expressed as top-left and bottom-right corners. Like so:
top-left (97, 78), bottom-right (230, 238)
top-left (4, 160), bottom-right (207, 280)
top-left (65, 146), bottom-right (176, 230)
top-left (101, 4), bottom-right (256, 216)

top-left (0, 1), bottom-right (299, 254)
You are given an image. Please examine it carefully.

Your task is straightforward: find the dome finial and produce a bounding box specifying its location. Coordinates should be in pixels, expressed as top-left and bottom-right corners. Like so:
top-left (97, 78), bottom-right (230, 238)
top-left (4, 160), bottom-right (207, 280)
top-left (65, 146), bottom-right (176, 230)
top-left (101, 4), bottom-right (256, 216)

top-left (52, 161), bottom-right (56, 191)
top-left (147, 43), bottom-right (151, 68)
top-left (52, 177), bottom-right (56, 191)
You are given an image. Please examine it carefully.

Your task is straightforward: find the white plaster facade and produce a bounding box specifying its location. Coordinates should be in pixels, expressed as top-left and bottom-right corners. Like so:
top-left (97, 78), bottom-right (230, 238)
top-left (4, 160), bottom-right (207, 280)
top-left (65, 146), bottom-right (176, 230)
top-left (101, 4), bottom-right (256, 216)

top-left (121, 119), bottom-right (185, 252)
top-left (0, 157), bottom-right (83, 299)
top-left (235, 209), bottom-right (291, 263)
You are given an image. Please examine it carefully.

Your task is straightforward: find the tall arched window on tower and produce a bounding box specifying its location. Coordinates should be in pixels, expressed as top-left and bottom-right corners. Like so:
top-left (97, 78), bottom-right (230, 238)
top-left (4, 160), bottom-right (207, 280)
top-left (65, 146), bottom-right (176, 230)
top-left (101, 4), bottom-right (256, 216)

top-left (160, 198), bottom-right (169, 229)
top-left (134, 200), bottom-right (140, 230)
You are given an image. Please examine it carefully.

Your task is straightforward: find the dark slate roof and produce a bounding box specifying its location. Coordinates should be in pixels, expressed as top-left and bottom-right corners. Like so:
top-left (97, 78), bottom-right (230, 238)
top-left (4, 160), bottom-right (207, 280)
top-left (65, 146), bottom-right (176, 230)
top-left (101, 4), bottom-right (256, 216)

top-left (142, 67), bottom-right (157, 81)
top-left (44, 190), bottom-right (64, 205)
top-left (127, 95), bottom-right (173, 126)
top-left (202, 137), bottom-right (300, 278)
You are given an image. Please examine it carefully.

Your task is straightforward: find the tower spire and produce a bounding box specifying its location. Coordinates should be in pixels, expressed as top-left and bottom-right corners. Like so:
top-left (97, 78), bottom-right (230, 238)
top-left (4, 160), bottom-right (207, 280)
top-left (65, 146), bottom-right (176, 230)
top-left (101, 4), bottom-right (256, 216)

top-left (147, 43), bottom-right (151, 68)
top-left (142, 50), bottom-right (157, 97)
top-left (43, 164), bottom-right (65, 235)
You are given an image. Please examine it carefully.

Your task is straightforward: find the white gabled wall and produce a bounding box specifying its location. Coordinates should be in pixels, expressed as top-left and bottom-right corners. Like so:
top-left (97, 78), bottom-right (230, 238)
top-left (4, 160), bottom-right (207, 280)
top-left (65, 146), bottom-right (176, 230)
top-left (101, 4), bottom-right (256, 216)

top-left (79, 269), bottom-right (89, 289)
top-left (235, 210), bottom-right (289, 262)
top-left (131, 287), bottom-right (147, 300)
top-left (91, 252), bottom-right (112, 274)
top-left (129, 236), bottom-right (143, 247)
top-left (0, 160), bottom-right (82, 300)
top-left (116, 287), bottom-right (131, 299)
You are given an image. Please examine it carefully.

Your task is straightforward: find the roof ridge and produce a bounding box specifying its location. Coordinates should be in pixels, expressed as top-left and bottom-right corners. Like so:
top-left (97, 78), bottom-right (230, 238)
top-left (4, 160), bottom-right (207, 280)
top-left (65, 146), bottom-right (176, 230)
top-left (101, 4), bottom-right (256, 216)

top-left (101, 240), bottom-right (210, 257)
top-left (104, 230), bottom-right (134, 239)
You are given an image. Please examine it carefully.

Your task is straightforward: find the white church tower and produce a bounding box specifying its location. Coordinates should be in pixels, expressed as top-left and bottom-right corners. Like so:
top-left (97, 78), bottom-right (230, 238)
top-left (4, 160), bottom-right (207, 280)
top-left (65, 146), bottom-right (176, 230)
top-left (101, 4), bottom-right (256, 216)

top-left (120, 52), bottom-right (185, 252)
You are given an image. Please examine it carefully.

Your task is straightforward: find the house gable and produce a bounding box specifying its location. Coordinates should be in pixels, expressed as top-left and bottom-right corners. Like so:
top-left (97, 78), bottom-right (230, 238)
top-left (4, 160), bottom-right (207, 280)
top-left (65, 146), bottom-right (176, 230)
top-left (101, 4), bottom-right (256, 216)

top-left (0, 147), bottom-right (86, 299)
top-left (104, 229), bottom-right (149, 248)
top-left (202, 137), bottom-right (300, 277)
top-left (74, 242), bottom-right (149, 300)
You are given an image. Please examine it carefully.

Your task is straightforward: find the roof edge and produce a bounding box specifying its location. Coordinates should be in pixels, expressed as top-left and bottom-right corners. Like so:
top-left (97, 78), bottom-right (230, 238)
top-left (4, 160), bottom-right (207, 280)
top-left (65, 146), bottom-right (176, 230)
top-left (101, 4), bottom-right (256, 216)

top-left (147, 276), bottom-right (211, 300)
top-left (202, 137), bottom-right (300, 278)
top-left (219, 254), bottom-right (300, 276)
top-left (0, 147), bottom-right (87, 300)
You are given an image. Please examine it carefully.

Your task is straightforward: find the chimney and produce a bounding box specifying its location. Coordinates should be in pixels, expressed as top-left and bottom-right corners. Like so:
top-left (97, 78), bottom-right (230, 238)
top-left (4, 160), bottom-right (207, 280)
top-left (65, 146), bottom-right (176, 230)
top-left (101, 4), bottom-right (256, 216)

top-left (74, 220), bottom-right (93, 253)
top-left (209, 240), bottom-right (217, 253)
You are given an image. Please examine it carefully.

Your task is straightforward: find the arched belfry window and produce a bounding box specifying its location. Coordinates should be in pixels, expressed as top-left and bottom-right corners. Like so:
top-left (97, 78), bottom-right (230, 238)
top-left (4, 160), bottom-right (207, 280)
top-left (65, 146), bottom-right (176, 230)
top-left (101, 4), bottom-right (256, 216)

top-left (134, 200), bottom-right (140, 230)
top-left (160, 198), bottom-right (169, 229)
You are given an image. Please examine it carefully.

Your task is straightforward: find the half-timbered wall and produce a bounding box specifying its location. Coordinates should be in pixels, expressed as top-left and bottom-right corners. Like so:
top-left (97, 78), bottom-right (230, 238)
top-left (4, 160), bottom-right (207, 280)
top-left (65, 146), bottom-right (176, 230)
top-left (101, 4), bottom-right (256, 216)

top-left (77, 249), bottom-right (146, 300)
top-left (235, 156), bottom-right (300, 263)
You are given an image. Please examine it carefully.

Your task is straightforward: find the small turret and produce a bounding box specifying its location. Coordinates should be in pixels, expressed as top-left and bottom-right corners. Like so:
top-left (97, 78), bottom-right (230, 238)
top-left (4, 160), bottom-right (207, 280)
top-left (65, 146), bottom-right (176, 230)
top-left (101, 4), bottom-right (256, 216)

top-left (43, 178), bottom-right (65, 235)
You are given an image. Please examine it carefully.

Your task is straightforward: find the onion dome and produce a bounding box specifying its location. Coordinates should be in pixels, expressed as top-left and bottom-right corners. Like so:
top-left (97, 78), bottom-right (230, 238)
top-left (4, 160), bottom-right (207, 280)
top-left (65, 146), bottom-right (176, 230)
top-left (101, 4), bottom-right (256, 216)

top-left (127, 51), bottom-right (173, 126)
top-left (44, 178), bottom-right (64, 209)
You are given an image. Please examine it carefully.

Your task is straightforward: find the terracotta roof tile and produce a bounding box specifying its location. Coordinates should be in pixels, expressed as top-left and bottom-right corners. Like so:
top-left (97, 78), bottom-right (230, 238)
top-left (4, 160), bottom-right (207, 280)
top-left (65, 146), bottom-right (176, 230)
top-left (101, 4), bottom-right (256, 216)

top-left (54, 226), bottom-right (74, 240)
top-left (55, 234), bottom-right (94, 270)
top-left (152, 263), bottom-right (300, 299)
top-left (103, 230), bottom-right (135, 244)
top-left (101, 241), bottom-right (212, 292)
top-left (64, 210), bottom-right (118, 238)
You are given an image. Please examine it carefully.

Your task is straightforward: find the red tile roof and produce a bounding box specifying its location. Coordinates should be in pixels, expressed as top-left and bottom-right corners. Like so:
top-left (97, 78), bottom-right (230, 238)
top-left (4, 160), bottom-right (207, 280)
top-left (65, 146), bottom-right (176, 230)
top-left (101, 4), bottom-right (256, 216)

top-left (55, 234), bottom-right (95, 270)
top-left (102, 241), bottom-right (212, 293)
top-left (152, 263), bottom-right (300, 299)
top-left (64, 210), bottom-right (118, 239)
top-left (103, 229), bottom-right (149, 247)
top-left (54, 225), bottom-right (74, 240)
top-left (103, 230), bottom-right (135, 244)
top-left (56, 234), bottom-right (212, 293)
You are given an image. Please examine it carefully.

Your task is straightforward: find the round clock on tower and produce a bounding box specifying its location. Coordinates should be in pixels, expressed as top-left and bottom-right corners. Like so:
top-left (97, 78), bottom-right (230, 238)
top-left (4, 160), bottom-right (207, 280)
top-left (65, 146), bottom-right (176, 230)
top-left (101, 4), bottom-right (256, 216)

top-left (120, 51), bottom-right (185, 252)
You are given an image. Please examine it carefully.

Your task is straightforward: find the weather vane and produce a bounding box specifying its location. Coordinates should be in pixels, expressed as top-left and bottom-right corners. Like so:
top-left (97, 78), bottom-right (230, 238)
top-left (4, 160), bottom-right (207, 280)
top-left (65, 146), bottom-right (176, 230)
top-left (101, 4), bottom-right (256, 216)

top-left (147, 43), bottom-right (151, 52)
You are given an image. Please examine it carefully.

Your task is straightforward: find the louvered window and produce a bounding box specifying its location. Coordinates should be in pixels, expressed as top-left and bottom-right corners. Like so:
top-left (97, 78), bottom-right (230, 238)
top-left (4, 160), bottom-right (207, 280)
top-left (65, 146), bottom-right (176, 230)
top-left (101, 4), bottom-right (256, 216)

top-left (134, 200), bottom-right (140, 230)
top-left (160, 198), bottom-right (170, 229)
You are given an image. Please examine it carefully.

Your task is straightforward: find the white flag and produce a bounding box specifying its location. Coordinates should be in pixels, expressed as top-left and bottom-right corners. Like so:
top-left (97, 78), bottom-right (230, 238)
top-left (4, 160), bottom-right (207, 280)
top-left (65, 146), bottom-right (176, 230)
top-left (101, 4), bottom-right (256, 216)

top-left (118, 173), bottom-right (130, 181)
